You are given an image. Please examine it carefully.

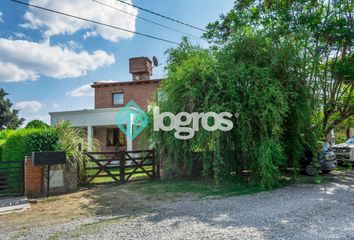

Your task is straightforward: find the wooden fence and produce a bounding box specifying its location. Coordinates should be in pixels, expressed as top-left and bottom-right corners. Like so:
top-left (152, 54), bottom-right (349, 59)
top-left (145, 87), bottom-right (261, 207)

top-left (84, 150), bottom-right (158, 185)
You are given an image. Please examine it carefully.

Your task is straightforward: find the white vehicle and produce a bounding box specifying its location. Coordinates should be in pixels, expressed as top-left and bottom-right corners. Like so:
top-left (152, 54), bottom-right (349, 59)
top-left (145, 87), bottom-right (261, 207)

top-left (332, 137), bottom-right (354, 163)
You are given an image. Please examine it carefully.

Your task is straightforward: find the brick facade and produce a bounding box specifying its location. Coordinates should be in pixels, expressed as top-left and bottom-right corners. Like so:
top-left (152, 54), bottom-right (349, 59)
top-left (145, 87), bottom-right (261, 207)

top-left (24, 158), bottom-right (42, 197)
top-left (89, 57), bottom-right (162, 152)
top-left (92, 79), bottom-right (161, 110)
top-left (50, 57), bottom-right (161, 152)
top-left (91, 79), bottom-right (161, 152)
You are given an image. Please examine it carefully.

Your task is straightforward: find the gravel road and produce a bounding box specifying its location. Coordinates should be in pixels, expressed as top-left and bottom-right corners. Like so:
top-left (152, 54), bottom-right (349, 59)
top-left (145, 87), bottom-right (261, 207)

top-left (3, 171), bottom-right (354, 240)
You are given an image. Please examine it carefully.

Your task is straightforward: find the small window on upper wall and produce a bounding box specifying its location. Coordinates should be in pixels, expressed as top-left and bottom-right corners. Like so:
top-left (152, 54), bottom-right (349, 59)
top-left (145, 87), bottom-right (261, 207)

top-left (113, 93), bottom-right (124, 105)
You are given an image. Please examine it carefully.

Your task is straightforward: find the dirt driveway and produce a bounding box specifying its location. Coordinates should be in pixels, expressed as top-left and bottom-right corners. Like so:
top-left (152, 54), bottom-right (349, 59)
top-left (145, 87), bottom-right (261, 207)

top-left (1, 171), bottom-right (354, 240)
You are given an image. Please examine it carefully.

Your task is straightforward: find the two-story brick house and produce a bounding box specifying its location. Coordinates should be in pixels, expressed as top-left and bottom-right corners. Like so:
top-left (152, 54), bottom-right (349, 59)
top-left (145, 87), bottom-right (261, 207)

top-left (50, 57), bottom-right (161, 151)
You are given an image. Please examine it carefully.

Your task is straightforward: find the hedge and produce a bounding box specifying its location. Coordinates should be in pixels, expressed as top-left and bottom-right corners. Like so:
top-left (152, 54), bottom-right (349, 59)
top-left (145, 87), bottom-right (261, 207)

top-left (0, 129), bottom-right (15, 140)
top-left (0, 130), bottom-right (15, 161)
top-left (0, 139), bottom-right (5, 161)
top-left (2, 128), bottom-right (59, 161)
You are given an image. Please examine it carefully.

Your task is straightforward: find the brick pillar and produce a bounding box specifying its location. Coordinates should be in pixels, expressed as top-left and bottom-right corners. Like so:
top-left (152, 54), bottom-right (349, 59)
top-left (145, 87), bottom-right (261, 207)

top-left (24, 157), bottom-right (42, 197)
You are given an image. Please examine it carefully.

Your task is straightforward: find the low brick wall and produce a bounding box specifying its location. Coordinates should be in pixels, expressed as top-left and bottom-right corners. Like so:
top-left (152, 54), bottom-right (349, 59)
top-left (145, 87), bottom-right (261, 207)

top-left (24, 157), bottom-right (79, 197)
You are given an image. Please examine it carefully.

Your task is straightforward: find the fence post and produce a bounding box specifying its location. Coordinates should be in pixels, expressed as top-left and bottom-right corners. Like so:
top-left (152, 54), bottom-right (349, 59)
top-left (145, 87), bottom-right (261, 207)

top-left (22, 160), bottom-right (25, 196)
top-left (120, 150), bottom-right (125, 184)
top-left (46, 165), bottom-right (50, 197)
top-left (152, 149), bottom-right (156, 179)
top-left (155, 149), bottom-right (160, 179)
top-left (83, 151), bottom-right (87, 185)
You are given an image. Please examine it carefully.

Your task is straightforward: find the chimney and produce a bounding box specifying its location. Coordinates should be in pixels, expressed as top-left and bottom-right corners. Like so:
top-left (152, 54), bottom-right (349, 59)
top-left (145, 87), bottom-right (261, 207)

top-left (129, 57), bottom-right (152, 81)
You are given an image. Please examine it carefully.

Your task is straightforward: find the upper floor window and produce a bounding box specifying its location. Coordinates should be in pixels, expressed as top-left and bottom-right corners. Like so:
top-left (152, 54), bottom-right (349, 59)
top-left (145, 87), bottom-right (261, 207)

top-left (113, 93), bottom-right (124, 105)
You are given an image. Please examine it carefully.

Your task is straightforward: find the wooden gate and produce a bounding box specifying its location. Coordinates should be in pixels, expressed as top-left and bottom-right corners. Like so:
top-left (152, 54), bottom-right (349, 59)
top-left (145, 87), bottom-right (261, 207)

top-left (0, 161), bottom-right (24, 198)
top-left (84, 150), bottom-right (158, 185)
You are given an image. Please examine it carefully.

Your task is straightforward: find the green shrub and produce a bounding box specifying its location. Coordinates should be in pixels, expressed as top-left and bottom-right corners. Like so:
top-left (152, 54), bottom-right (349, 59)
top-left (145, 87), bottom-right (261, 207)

top-left (27, 128), bottom-right (59, 153)
top-left (2, 128), bottom-right (59, 161)
top-left (25, 120), bottom-right (50, 129)
top-left (253, 139), bottom-right (286, 189)
top-left (0, 139), bottom-right (5, 161)
top-left (0, 129), bottom-right (15, 140)
top-left (0, 130), bottom-right (14, 161)
top-left (55, 121), bottom-right (100, 183)
top-left (149, 34), bottom-right (316, 188)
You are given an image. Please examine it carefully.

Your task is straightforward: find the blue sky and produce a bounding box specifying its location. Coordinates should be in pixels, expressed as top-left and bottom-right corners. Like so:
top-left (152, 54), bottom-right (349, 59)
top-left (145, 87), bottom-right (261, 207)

top-left (0, 0), bottom-right (233, 125)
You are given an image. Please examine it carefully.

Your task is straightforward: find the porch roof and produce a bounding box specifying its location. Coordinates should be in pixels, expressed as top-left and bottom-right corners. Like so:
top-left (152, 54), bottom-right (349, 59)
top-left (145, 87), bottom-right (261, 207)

top-left (49, 107), bottom-right (142, 127)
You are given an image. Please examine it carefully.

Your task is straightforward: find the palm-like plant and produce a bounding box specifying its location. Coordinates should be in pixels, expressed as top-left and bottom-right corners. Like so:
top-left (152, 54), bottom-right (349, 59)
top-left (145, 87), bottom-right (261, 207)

top-left (55, 121), bottom-right (101, 183)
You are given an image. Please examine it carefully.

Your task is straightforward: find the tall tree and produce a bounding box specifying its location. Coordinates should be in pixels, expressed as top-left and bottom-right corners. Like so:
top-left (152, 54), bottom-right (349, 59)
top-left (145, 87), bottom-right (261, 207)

top-left (25, 120), bottom-right (49, 129)
top-left (149, 35), bottom-right (314, 188)
top-left (204, 0), bottom-right (353, 136)
top-left (0, 88), bottom-right (24, 130)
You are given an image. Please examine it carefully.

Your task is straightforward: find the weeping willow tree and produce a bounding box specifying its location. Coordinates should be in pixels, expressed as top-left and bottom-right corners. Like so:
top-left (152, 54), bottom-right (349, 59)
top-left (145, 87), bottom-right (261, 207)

top-left (149, 33), bottom-right (316, 189)
top-left (147, 41), bottom-right (218, 177)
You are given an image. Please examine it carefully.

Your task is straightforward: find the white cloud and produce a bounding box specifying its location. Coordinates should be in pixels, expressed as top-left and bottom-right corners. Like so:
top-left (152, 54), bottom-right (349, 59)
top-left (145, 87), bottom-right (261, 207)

top-left (84, 31), bottom-right (98, 40)
top-left (22, 0), bottom-right (137, 42)
top-left (67, 83), bottom-right (93, 97)
top-left (0, 62), bottom-right (38, 82)
top-left (0, 38), bottom-right (115, 82)
top-left (22, 114), bottom-right (50, 126)
top-left (58, 40), bottom-right (83, 51)
top-left (0, 11), bottom-right (3, 23)
top-left (68, 80), bottom-right (115, 97)
top-left (15, 101), bottom-right (43, 113)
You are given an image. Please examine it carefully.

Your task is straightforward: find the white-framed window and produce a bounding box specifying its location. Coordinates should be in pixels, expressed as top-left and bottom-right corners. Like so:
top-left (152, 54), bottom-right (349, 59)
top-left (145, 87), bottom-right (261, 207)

top-left (112, 93), bottom-right (124, 105)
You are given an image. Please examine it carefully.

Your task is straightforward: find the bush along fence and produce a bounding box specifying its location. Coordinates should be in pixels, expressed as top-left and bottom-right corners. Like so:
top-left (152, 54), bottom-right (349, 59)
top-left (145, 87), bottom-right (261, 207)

top-left (0, 149), bottom-right (160, 198)
top-left (0, 128), bottom-right (60, 198)
top-left (0, 123), bottom-right (85, 197)
top-left (0, 123), bottom-right (160, 197)
top-left (0, 154), bottom-right (78, 198)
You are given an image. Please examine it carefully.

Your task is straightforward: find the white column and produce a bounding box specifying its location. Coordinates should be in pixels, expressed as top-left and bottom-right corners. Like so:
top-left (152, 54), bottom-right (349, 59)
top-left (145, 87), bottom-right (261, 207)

top-left (87, 125), bottom-right (94, 151)
top-left (127, 137), bottom-right (133, 151)
top-left (126, 113), bottom-right (133, 151)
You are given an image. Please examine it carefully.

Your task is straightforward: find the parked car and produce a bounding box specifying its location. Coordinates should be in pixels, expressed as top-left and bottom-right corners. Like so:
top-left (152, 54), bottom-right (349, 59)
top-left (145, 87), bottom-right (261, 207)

top-left (332, 137), bottom-right (354, 163)
top-left (302, 141), bottom-right (337, 176)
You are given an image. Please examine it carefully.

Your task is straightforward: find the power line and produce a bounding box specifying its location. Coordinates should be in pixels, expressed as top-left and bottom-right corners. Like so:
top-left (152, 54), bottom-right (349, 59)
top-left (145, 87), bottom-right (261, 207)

top-left (115, 0), bottom-right (205, 32)
top-left (93, 0), bottom-right (200, 39)
top-left (10, 0), bottom-right (179, 45)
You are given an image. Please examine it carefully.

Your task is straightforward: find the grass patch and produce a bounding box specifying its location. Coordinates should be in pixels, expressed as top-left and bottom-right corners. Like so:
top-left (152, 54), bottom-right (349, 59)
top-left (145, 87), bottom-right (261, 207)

top-left (127, 171), bottom-right (341, 200)
top-left (295, 174), bottom-right (335, 185)
top-left (87, 167), bottom-right (153, 184)
top-left (336, 164), bottom-right (353, 172)
top-left (127, 179), bottom-right (265, 200)
top-left (69, 217), bottom-right (127, 238)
